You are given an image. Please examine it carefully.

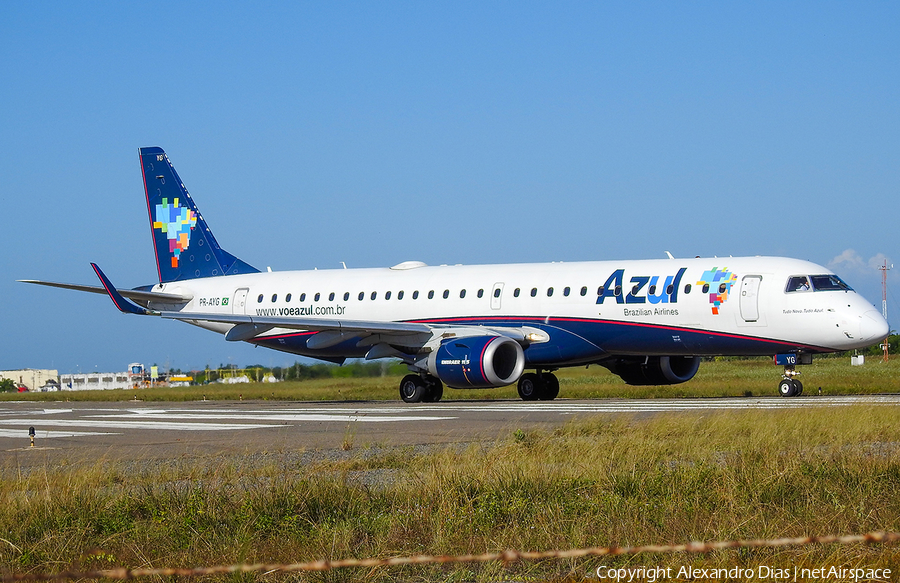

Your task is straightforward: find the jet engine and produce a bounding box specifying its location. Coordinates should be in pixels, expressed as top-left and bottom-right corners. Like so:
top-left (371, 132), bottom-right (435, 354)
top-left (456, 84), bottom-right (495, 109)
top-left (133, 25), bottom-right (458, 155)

top-left (604, 355), bottom-right (701, 386)
top-left (426, 335), bottom-right (525, 389)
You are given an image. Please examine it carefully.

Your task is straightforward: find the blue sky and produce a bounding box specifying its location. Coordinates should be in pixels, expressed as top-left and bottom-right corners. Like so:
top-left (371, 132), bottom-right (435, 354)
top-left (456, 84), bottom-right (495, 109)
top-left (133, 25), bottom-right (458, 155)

top-left (2, 3), bottom-right (898, 374)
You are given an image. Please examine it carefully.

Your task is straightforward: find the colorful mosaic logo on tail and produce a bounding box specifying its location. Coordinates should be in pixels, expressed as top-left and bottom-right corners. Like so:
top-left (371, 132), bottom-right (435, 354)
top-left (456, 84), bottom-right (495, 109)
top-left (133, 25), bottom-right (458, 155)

top-left (153, 198), bottom-right (198, 268)
top-left (697, 267), bottom-right (738, 315)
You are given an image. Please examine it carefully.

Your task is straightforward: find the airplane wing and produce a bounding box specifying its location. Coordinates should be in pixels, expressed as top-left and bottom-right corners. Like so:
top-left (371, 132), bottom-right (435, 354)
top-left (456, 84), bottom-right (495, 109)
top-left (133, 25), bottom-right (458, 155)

top-left (162, 310), bottom-right (433, 337)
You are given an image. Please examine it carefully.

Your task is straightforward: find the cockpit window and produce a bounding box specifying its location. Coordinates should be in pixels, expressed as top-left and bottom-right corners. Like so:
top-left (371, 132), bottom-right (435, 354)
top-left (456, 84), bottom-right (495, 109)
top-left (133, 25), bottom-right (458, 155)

top-left (810, 274), bottom-right (853, 292)
top-left (786, 274), bottom-right (853, 293)
top-left (786, 276), bottom-right (811, 292)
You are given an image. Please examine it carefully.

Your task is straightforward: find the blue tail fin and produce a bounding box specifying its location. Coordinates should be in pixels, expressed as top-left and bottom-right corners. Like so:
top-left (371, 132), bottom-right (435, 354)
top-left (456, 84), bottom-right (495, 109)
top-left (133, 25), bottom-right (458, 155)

top-left (139, 147), bottom-right (259, 283)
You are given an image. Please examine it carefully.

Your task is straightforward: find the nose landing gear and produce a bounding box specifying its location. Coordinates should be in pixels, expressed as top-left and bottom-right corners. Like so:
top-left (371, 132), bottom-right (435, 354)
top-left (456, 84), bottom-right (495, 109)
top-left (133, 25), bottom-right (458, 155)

top-left (774, 353), bottom-right (810, 397)
top-left (778, 367), bottom-right (803, 397)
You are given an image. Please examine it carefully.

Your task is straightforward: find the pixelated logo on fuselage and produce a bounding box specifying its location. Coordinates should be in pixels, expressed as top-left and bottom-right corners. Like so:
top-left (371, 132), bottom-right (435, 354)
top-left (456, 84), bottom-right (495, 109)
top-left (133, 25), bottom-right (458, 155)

top-left (697, 267), bottom-right (738, 315)
top-left (153, 198), bottom-right (197, 268)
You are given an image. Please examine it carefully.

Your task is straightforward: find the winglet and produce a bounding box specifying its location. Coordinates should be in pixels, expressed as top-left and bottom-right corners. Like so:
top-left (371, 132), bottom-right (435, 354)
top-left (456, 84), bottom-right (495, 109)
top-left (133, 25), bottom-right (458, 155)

top-left (90, 263), bottom-right (157, 315)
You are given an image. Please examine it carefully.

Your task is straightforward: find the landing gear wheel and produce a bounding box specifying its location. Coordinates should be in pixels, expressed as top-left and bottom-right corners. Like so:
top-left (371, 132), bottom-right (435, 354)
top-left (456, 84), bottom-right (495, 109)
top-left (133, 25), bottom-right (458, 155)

top-left (400, 374), bottom-right (427, 403)
top-left (423, 377), bottom-right (444, 402)
top-left (778, 378), bottom-right (797, 398)
top-left (539, 373), bottom-right (559, 400)
top-left (517, 373), bottom-right (541, 401)
top-left (792, 379), bottom-right (803, 396)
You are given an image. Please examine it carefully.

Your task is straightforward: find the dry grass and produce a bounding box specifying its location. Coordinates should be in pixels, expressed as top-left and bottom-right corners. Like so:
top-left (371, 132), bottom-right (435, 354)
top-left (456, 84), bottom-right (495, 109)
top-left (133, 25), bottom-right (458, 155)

top-left (3, 356), bottom-right (900, 403)
top-left (1, 406), bottom-right (899, 581)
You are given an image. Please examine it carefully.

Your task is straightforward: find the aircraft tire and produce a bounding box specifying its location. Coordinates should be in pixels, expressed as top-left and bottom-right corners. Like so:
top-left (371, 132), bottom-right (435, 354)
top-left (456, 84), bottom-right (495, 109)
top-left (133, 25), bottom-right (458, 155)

top-left (539, 373), bottom-right (559, 400)
top-left (778, 378), bottom-right (797, 397)
top-left (793, 379), bottom-right (803, 396)
top-left (400, 374), bottom-right (427, 403)
top-left (517, 373), bottom-right (541, 401)
top-left (423, 377), bottom-right (444, 402)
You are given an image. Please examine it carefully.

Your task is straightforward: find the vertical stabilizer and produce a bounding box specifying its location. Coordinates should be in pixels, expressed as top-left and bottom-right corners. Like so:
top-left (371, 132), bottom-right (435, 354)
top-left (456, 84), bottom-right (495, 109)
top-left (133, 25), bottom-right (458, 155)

top-left (139, 147), bottom-right (259, 283)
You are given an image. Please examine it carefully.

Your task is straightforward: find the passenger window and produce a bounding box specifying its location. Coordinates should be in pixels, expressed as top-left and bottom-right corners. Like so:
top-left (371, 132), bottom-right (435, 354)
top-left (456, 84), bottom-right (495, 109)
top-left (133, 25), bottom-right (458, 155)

top-left (314, 293), bottom-right (320, 302)
top-left (547, 287), bottom-right (553, 297)
top-left (271, 294), bottom-right (277, 303)
top-left (443, 290), bottom-right (449, 299)
top-left (385, 291), bottom-right (392, 300)
top-left (358, 292), bottom-right (364, 301)
top-left (398, 291), bottom-right (404, 300)
top-left (428, 290), bottom-right (435, 299)
top-left (666, 285), bottom-right (674, 295)
top-left (493, 288), bottom-right (501, 298)
top-left (701, 284), bottom-right (710, 294)
top-left (514, 288), bottom-right (521, 297)
top-left (460, 289), bottom-right (466, 299)
top-left (286, 293), bottom-right (292, 302)
top-left (718, 284), bottom-right (726, 294)
top-left (683, 284), bottom-right (691, 294)
top-left (648, 285), bottom-right (656, 295)
top-left (530, 288), bottom-right (537, 297)
top-left (478, 289), bottom-right (484, 298)
top-left (614, 285), bottom-right (622, 296)
top-left (786, 276), bottom-right (812, 292)
top-left (329, 292), bottom-right (335, 301)
top-left (563, 287), bottom-right (570, 296)
top-left (413, 291), bottom-right (420, 299)
top-left (371, 292), bottom-right (377, 300)
top-left (257, 294), bottom-right (264, 303)
top-left (344, 292), bottom-right (350, 301)
top-left (300, 293), bottom-right (306, 302)
top-left (581, 286), bottom-right (588, 296)
top-left (597, 286), bottom-right (604, 295)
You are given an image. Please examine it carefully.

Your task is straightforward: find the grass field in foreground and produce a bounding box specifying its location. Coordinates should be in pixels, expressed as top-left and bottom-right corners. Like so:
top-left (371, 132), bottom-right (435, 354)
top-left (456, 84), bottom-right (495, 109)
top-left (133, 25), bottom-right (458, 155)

top-left (1, 406), bottom-right (899, 581)
top-left (3, 356), bottom-right (900, 402)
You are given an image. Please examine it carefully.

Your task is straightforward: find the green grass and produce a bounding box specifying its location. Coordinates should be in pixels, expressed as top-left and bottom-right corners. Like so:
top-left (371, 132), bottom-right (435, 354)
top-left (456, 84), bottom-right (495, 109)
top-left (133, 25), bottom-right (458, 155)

top-left (1, 406), bottom-right (899, 581)
top-left (4, 356), bottom-right (900, 402)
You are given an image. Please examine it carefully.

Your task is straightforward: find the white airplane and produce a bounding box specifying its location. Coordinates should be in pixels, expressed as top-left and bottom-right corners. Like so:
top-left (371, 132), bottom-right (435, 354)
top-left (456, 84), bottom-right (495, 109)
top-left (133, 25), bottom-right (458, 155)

top-left (22, 147), bottom-right (889, 402)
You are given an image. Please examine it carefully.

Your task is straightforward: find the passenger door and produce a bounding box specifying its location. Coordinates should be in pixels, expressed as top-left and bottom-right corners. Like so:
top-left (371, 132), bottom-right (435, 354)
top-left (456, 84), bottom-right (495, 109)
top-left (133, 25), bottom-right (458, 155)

top-left (739, 276), bottom-right (762, 322)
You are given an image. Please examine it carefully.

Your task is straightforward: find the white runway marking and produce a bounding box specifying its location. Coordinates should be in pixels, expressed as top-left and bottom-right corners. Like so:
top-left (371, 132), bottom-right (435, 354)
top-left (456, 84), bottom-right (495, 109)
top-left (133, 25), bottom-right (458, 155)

top-left (0, 419), bottom-right (287, 432)
top-left (0, 429), bottom-right (118, 439)
top-left (90, 412), bottom-right (456, 423)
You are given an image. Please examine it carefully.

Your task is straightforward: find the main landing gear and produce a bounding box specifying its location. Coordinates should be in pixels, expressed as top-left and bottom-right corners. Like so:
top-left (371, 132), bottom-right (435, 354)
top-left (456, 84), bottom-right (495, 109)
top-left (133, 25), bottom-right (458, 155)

top-left (399, 374), bottom-right (444, 403)
top-left (517, 371), bottom-right (560, 401)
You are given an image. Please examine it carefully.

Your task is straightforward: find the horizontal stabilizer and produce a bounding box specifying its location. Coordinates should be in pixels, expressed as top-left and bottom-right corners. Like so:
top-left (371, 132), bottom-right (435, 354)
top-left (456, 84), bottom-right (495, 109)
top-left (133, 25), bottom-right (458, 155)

top-left (18, 279), bottom-right (192, 304)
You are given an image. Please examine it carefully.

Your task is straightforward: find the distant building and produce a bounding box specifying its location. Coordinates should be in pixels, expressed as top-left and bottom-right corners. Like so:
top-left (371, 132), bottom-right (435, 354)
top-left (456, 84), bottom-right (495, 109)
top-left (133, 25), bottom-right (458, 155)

top-left (60, 363), bottom-right (149, 391)
top-left (60, 371), bottom-right (134, 391)
top-left (168, 375), bottom-right (193, 387)
top-left (0, 369), bottom-right (59, 392)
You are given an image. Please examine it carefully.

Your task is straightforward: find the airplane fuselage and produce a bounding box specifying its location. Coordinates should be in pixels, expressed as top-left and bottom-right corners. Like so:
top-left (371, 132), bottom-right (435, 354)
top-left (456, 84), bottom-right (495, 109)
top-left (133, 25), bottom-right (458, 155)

top-left (148, 256), bottom-right (885, 365)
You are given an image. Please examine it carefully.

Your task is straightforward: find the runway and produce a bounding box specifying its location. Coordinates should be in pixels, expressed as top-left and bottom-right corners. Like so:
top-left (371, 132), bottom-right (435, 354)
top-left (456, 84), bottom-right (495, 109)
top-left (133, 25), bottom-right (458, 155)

top-left (2, 395), bottom-right (898, 462)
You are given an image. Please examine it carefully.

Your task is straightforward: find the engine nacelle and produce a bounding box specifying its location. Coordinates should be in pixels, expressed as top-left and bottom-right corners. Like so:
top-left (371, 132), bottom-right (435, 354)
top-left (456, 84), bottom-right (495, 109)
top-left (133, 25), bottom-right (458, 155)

top-left (606, 355), bottom-right (701, 386)
top-left (426, 335), bottom-right (525, 389)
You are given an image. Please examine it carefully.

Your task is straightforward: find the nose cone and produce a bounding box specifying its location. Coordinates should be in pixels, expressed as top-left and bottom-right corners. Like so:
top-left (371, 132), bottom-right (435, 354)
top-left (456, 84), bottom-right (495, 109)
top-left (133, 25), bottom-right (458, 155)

top-left (860, 310), bottom-right (890, 342)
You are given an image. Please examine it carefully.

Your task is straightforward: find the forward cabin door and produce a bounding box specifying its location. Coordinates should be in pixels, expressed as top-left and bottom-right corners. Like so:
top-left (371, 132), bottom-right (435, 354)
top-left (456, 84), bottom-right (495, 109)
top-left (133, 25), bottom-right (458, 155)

top-left (232, 288), bottom-right (249, 315)
top-left (739, 276), bottom-right (762, 322)
top-left (491, 282), bottom-right (504, 310)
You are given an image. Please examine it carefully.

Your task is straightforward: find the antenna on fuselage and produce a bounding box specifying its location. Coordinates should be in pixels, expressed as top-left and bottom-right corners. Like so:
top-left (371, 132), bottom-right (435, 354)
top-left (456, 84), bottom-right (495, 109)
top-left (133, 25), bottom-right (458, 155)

top-left (879, 260), bottom-right (893, 362)
top-left (665, 251), bottom-right (675, 259)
